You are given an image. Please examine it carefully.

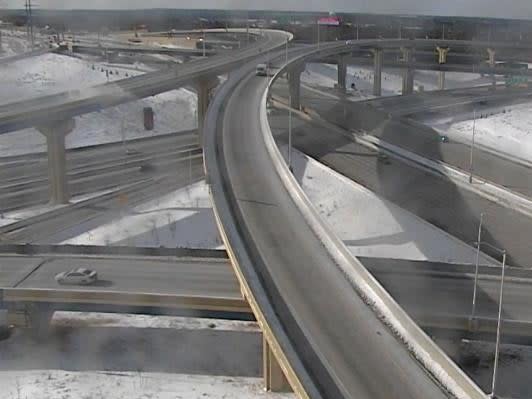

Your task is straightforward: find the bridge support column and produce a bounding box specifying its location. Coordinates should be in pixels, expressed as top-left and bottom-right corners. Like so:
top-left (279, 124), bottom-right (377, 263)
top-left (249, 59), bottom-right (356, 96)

top-left (288, 64), bottom-right (304, 110)
top-left (401, 48), bottom-right (414, 95)
top-left (436, 47), bottom-right (449, 91)
top-left (263, 336), bottom-right (291, 392)
top-left (487, 48), bottom-right (497, 89)
top-left (196, 77), bottom-right (219, 147)
top-left (372, 48), bottom-right (383, 96)
top-left (26, 304), bottom-right (54, 337)
top-left (36, 118), bottom-right (75, 205)
top-left (337, 55), bottom-right (347, 93)
top-left (438, 71), bottom-right (446, 90)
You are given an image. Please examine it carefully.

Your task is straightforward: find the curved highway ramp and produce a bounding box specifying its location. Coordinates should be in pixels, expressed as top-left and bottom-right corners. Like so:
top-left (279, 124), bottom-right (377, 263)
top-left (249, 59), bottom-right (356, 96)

top-left (204, 44), bottom-right (487, 399)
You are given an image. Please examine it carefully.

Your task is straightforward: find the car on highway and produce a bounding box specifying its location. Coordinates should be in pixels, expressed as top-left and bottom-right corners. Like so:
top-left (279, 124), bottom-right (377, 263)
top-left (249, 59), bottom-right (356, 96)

top-left (55, 268), bottom-right (98, 285)
top-left (256, 63), bottom-right (268, 76)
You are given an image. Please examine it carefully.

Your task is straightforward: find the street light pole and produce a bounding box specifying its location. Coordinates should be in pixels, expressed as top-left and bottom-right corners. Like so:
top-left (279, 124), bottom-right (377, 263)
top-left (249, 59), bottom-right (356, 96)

top-left (469, 109), bottom-right (477, 184)
top-left (317, 20), bottom-right (320, 49)
top-left (202, 29), bottom-right (206, 58)
top-left (288, 94), bottom-right (293, 172)
top-left (491, 250), bottom-right (507, 399)
top-left (471, 213), bottom-right (484, 320)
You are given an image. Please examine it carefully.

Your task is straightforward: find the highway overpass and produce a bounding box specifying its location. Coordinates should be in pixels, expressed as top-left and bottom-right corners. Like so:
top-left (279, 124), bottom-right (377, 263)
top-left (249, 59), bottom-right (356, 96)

top-left (3, 247), bottom-right (532, 343)
top-left (202, 39), bottom-right (492, 398)
top-left (4, 34), bottom-right (532, 398)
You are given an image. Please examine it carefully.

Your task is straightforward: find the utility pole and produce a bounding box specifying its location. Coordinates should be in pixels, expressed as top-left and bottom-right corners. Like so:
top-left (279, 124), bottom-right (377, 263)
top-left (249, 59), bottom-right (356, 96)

top-left (469, 109), bottom-right (477, 184)
top-left (471, 213), bottom-right (484, 320)
top-left (288, 95), bottom-right (293, 172)
top-left (317, 20), bottom-right (320, 48)
top-left (246, 10), bottom-right (249, 47)
top-left (491, 250), bottom-right (507, 399)
top-left (202, 28), bottom-right (206, 57)
top-left (25, 0), bottom-right (35, 50)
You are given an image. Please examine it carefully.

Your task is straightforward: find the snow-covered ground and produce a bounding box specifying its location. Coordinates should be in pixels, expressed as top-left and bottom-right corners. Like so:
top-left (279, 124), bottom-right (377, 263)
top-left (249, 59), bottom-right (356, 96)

top-left (302, 63), bottom-right (496, 100)
top-left (284, 145), bottom-right (494, 264)
top-left (51, 312), bottom-right (259, 332)
top-left (0, 48), bottom-right (198, 156)
top-left (432, 102), bottom-right (532, 165)
top-left (0, 28), bottom-right (36, 58)
top-left (0, 370), bottom-right (292, 399)
top-left (61, 181), bottom-right (223, 249)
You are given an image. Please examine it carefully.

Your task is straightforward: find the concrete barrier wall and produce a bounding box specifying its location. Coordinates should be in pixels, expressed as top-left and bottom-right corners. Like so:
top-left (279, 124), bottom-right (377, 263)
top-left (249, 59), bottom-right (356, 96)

top-left (0, 244), bottom-right (228, 259)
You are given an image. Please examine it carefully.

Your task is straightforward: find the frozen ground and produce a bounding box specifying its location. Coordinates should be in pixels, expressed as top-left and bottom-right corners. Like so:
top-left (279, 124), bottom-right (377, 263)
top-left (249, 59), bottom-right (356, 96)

top-left (0, 48), bottom-right (197, 156)
top-left (432, 102), bottom-right (532, 164)
top-left (0, 370), bottom-right (292, 399)
top-left (302, 63), bottom-right (495, 99)
top-left (283, 145), bottom-right (494, 264)
top-left (61, 181), bottom-right (223, 249)
top-left (51, 312), bottom-right (259, 332)
top-left (0, 29), bottom-right (36, 58)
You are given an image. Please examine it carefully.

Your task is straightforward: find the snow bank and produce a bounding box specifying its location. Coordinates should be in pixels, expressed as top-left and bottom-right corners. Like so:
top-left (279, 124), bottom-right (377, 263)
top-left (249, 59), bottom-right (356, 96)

top-left (61, 181), bottom-right (223, 249)
top-left (286, 146), bottom-right (493, 264)
top-left (0, 370), bottom-right (293, 399)
top-left (433, 102), bottom-right (532, 164)
top-left (52, 312), bottom-right (259, 332)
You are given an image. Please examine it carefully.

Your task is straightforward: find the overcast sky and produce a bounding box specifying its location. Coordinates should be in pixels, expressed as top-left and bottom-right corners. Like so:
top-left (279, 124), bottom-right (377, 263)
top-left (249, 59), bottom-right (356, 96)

top-left (3, 0), bottom-right (532, 20)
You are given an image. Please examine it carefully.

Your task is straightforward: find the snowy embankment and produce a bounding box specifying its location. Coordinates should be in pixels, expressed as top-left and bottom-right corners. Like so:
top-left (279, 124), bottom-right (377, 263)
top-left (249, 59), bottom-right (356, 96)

top-left (60, 181), bottom-right (223, 249)
top-left (302, 62), bottom-right (494, 100)
top-left (0, 52), bottom-right (197, 156)
top-left (284, 145), bottom-right (493, 265)
top-left (432, 102), bottom-right (532, 165)
top-left (0, 370), bottom-right (292, 399)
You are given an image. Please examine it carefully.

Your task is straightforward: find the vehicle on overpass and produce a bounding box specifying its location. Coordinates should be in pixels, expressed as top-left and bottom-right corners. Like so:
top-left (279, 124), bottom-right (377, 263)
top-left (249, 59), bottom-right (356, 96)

top-left (55, 268), bottom-right (98, 285)
top-left (256, 63), bottom-right (268, 76)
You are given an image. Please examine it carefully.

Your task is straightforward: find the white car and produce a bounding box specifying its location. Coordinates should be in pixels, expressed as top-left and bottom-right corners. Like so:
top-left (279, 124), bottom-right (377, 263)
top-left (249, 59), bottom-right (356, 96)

top-left (256, 63), bottom-right (268, 76)
top-left (55, 268), bottom-right (98, 285)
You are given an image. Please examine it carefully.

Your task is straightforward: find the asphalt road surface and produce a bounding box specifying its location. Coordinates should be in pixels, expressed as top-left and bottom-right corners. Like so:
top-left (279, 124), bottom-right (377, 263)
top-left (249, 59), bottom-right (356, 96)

top-left (0, 255), bottom-right (240, 299)
top-left (4, 253), bottom-right (532, 326)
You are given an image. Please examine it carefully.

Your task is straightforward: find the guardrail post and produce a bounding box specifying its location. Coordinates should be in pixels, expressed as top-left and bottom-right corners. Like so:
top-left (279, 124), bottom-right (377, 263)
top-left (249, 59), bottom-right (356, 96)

top-left (263, 336), bottom-right (292, 393)
top-left (36, 118), bottom-right (76, 205)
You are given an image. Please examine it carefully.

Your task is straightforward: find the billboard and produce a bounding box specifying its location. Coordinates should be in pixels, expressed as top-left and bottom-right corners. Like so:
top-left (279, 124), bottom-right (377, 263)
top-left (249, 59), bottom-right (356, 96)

top-left (318, 16), bottom-right (341, 26)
